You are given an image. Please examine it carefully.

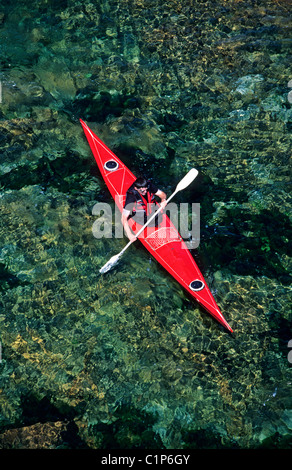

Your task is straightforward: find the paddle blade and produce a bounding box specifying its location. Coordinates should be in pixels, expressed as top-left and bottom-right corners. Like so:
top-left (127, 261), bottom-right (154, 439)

top-left (99, 254), bottom-right (121, 274)
top-left (176, 168), bottom-right (198, 192)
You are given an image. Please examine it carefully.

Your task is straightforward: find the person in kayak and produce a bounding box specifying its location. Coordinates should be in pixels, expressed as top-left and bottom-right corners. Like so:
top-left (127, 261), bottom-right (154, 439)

top-left (122, 177), bottom-right (167, 242)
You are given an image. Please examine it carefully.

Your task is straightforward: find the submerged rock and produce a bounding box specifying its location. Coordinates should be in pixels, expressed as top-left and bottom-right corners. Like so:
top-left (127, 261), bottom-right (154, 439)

top-left (0, 0), bottom-right (291, 450)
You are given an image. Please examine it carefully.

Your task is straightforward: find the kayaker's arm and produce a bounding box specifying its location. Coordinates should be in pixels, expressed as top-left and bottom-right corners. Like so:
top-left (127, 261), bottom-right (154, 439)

top-left (121, 210), bottom-right (137, 243)
top-left (155, 190), bottom-right (167, 209)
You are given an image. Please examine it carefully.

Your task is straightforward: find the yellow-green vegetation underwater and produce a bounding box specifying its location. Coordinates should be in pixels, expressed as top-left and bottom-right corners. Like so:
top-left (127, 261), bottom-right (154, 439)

top-left (0, 0), bottom-right (291, 450)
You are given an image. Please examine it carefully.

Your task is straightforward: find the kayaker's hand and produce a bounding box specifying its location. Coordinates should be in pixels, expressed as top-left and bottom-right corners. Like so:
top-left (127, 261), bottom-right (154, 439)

top-left (160, 199), bottom-right (167, 210)
top-left (129, 234), bottom-right (137, 243)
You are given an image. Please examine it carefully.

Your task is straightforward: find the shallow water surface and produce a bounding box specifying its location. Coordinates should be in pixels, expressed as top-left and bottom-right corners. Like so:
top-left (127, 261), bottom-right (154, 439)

top-left (0, 0), bottom-right (291, 449)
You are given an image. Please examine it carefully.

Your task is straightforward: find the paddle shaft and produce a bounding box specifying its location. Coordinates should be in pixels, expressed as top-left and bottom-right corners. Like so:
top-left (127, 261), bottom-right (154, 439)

top-left (99, 168), bottom-right (198, 272)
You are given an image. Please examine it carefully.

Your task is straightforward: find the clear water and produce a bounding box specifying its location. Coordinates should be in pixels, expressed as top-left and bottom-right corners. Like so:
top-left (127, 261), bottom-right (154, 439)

top-left (0, 0), bottom-right (291, 449)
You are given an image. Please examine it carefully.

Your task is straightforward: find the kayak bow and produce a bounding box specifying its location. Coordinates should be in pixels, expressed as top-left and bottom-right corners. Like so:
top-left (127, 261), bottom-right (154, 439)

top-left (80, 119), bottom-right (233, 333)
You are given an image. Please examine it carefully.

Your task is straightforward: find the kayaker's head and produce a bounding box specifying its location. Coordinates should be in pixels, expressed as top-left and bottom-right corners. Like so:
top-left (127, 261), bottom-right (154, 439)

top-left (134, 177), bottom-right (148, 196)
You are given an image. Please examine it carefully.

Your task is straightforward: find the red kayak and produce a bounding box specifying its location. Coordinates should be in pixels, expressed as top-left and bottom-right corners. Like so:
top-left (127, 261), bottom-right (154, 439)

top-left (80, 119), bottom-right (233, 332)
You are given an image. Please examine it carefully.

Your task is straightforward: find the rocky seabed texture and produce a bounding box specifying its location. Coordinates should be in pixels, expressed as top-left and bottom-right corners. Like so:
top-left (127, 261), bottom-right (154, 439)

top-left (0, 0), bottom-right (291, 449)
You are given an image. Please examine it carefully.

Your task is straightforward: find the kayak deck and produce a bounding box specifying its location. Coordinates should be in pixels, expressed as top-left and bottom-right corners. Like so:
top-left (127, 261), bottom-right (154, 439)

top-left (80, 119), bottom-right (233, 332)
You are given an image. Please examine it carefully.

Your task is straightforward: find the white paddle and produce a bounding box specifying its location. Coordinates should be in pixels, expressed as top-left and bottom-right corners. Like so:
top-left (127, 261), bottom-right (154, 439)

top-left (99, 168), bottom-right (199, 274)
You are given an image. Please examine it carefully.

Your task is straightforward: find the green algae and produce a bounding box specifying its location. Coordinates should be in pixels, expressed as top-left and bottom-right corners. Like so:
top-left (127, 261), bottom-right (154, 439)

top-left (87, 405), bottom-right (165, 449)
top-left (201, 206), bottom-right (291, 283)
top-left (0, 0), bottom-right (291, 451)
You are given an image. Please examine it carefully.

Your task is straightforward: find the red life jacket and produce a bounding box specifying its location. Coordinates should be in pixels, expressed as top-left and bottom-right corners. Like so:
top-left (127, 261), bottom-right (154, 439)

top-left (129, 189), bottom-right (159, 228)
top-left (133, 190), bottom-right (156, 216)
